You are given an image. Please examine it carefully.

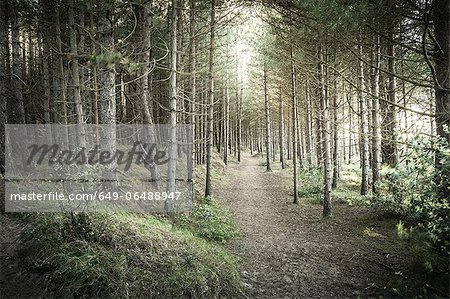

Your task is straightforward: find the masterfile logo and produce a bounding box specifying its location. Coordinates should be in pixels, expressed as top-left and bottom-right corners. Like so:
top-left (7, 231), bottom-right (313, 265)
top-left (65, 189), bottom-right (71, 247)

top-left (5, 124), bottom-right (193, 213)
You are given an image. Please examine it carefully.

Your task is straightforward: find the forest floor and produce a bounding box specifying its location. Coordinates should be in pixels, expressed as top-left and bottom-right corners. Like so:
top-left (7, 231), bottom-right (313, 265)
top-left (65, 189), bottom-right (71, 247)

top-left (1, 152), bottom-right (448, 298)
top-left (0, 214), bottom-right (47, 298)
top-left (215, 153), bottom-right (448, 299)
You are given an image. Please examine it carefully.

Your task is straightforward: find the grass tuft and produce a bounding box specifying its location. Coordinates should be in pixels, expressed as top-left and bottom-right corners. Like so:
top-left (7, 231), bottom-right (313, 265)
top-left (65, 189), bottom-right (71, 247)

top-left (176, 196), bottom-right (239, 243)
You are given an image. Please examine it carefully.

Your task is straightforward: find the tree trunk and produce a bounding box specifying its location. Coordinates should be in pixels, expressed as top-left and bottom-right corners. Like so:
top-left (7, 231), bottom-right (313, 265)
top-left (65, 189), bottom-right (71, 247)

top-left (433, 0), bottom-right (450, 143)
top-left (79, 8), bottom-right (89, 123)
top-left (90, 11), bottom-right (99, 126)
top-left (205, 0), bottom-right (215, 197)
top-left (137, 2), bottom-right (161, 190)
top-left (68, 0), bottom-right (86, 147)
top-left (358, 40), bottom-right (369, 195)
top-left (97, 1), bottom-right (117, 189)
top-left (348, 93), bottom-right (353, 161)
top-left (38, 0), bottom-right (54, 124)
top-left (264, 64), bottom-right (271, 171)
top-left (331, 76), bottom-right (339, 190)
top-left (98, 8), bottom-right (116, 124)
top-left (305, 80), bottom-right (314, 167)
top-left (384, 27), bottom-right (398, 165)
top-left (224, 77), bottom-right (230, 165)
top-left (291, 44), bottom-right (299, 204)
top-left (0, 0), bottom-right (7, 175)
top-left (279, 85), bottom-right (286, 169)
top-left (432, 0), bottom-right (450, 199)
top-left (54, 3), bottom-right (68, 125)
top-left (371, 35), bottom-right (382, 196)
top-left (40, 29), bottom-right (51, 124)
top-left (315, 88), bottom-right (322, 168)
top-left (319, 45), bottom-right (332, 217)
top-left (296, 95), bottom-right (303, 168)
top-left (10, 4), bottom-right (25, 124)
top-left (188, 0), bottom-right (196, 181)
top-left (167, 0), bottom-right (178, 214)
top-left (237, 78), bottom-right (243, 162)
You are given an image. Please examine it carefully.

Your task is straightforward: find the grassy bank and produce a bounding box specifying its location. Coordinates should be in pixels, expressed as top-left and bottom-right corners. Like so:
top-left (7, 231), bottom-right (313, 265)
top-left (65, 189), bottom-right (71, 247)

top-left (18, 211), bottom-right (241, 298)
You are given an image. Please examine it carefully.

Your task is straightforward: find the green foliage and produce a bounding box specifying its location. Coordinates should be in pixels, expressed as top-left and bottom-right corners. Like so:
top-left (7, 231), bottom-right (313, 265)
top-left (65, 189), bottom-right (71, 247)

top-left (373, 136), bottom-right (450, 253)
top-left (283, 0), bottom-right (369, 35)
top-left (332, 165), bottom-right (369, 206)
top-left (177, 197), bottom-right (239, 243)
top-left (89, 51), bottom-right (122, 69)
top-left (399, 227), bottom-right (447, 275)
top-left (396, 220), bottom-right (414, 241)
top-left (20, 213), bottom-right (241, 298)
top-left (297, 167), bottom-right (323, 202)
top-left (121, 59), bottom-right (142, 74)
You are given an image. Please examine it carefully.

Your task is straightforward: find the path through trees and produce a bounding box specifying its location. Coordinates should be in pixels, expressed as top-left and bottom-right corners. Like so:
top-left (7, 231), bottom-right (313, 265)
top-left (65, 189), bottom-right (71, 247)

top-left (216, 153), bottom-right (438, 298)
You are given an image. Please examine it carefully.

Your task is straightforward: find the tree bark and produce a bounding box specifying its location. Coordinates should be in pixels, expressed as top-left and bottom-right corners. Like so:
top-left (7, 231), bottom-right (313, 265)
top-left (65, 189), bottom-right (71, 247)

top-left (264, 63), bottom-right (271, 171)
top-left (224, 76), bottom-right (230, 165)
top-left (9, 3), bottom-right (25, 124)
top-left (39, 29), bottom-right (51, 124)
top-left (54, 3), bottom-right (68, 125)
top-left (319, 45), bottom-right (332, 217)
top-left (90, 12), bottom-right (99, 126)
top-left (97, 0), bottom-right (117, 190)
top-left (358, 39), bottom-right (369, 196)
top-left (0, 0), bottom-right (7, 174)
top-left (167, 0), bottom-right (178, 214)
top-left (331, 75), bottom-right (339, 190)
top-left (136, 2), bottom-right (161, 190)
top-left (188, 0), bottom-right (196, 181)
top-left (291, 44), bottom-right (299, 204)
top-left (205, 0), bottom-right (215, 197)
top-left (305, 80), bottom-right (314, 167)
top-left (433, 0), bottom-right (450, 143)
top-left (296, 95), bottom-right (304, 168)
top-left (68, 0), bottom-right (86, 147)
top-left (348, 93), bottom-right (353, 161)
top-left (432, 0), bottom-right (450, 199)
top-left (279, 85), bottom-right (286, 169)
top-left (384, 27), bottom-right (398, 165)
top-left (371, 35), bottom-right (382, 196)
top-left (237, 77), bottom-right (243, 162)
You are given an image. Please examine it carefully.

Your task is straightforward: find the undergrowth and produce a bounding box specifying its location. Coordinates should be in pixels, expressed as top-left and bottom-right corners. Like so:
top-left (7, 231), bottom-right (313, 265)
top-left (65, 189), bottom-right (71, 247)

top-left (297, 167), bottom-right (323, 202)
top-left (14, 147), bottom-right (242, 298)
top-left (19, 212), bottom-right (241, 298)
top-left (373, 136), bottom-right (450, 254)
top-left (176, 196), bottom-right (239, 243)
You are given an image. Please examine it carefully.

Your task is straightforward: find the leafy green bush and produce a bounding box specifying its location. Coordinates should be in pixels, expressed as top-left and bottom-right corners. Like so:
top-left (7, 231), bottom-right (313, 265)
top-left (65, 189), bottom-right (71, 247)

top-left (298, 167), bottom-right (323, 201)
top-left (20, 212), bottom-right (241, 298)
top-left (373, 136), bottom-right (450, 253)
top-left (177, 197), bottom-right (239, 243)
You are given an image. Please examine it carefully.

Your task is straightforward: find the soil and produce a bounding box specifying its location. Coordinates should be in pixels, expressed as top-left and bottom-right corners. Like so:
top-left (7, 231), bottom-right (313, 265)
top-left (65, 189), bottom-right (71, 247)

top-left (215, 153), bottom-right (448, 299)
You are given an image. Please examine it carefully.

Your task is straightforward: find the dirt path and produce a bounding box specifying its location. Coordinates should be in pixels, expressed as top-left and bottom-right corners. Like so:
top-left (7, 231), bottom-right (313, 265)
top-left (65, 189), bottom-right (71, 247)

top-left (216, 153), bottom-right (418, 299)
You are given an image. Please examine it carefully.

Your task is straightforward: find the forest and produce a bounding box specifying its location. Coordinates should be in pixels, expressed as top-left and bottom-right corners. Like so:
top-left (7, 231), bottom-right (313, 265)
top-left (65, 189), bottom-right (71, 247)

top-left (0, 0), bottom-right (449, 298)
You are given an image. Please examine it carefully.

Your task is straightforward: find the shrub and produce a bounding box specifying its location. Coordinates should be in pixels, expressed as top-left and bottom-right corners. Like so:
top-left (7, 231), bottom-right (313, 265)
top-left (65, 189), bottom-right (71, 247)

top-left (374, 135), bottom-right (450, 253)
top-left (297, 167), bottom-right (323, 201)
